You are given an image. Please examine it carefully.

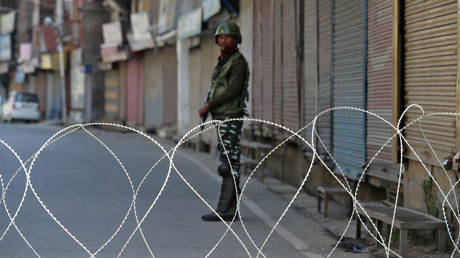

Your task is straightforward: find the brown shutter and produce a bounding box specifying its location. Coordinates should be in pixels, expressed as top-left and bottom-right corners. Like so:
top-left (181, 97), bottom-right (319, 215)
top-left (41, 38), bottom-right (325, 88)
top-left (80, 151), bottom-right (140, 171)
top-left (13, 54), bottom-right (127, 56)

top-left (126, 54), bottom-right (145, 125)
top-left (367, 0), bottom-right (393, 163)
top-left (403, 0), bottom-right (457, 164)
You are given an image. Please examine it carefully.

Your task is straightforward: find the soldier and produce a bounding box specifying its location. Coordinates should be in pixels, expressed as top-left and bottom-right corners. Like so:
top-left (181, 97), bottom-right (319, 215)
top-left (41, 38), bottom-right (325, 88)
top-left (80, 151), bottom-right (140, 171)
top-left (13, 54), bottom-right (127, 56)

top-left (199, 21), bottom-right (250, 222)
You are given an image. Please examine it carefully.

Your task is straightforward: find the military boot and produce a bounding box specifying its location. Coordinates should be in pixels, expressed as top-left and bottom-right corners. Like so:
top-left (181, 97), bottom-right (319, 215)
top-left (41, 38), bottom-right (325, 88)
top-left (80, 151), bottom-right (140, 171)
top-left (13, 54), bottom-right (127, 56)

top-left (201, 176), bottom-right (240, 222)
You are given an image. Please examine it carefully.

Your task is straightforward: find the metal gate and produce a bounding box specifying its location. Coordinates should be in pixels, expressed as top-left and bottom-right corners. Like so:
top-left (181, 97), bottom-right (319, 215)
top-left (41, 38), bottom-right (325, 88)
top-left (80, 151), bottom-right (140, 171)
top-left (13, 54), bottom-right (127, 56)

top-left (252, 0), bottom-right (274, 122)
top-left (303, 0), bottom-right (318, 148)
top-left (252, 0), bottom-right (263, 119)
top-left (104, 69), bottom-right (119, 119)
top-left (126, 53), bottom-right (145, 125)
top-left (144, 49), bottom-right (163, 129)
top-left (332, 0), bottom-right (367, 179)
top-left (273, 0), bottom-right (283, 125)
top-left (318, 0), bottom-right (333, 154)
top-left (261, 0), bottom-right (274, 122)
top-left (403, 0), bottom-right (457, 164)
top-left (282, 0), bottom-right (299, 130)
top-left (35, 72), bottom-right (47, 120)
top-left (367, 0), bottom-right (393, 163)
top-left (162, 46), bottom-right (178, 126)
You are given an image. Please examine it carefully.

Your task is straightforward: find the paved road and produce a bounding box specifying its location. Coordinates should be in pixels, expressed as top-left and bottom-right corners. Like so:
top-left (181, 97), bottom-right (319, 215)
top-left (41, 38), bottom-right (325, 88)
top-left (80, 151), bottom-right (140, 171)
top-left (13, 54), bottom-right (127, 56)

top-left (0, 122), bottom-right (365, 257)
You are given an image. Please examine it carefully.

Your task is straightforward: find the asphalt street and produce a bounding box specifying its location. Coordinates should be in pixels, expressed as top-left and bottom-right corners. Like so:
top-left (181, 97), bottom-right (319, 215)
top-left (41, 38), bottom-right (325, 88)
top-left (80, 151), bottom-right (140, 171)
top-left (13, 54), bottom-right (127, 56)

top-left (0, 122), bottom-right (365, 258)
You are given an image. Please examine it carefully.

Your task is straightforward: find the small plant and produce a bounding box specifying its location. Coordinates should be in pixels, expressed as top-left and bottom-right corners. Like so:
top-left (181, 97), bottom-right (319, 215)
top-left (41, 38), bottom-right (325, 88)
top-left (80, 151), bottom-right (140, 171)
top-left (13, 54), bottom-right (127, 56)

top-left (421, 177), bottom-right (439, 218)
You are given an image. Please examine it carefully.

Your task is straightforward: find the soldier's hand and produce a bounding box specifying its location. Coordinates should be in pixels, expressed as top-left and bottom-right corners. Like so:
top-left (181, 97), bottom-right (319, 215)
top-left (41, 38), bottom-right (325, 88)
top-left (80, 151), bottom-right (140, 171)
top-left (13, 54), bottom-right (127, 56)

top-left (199, 103), bottom-right (210, 117)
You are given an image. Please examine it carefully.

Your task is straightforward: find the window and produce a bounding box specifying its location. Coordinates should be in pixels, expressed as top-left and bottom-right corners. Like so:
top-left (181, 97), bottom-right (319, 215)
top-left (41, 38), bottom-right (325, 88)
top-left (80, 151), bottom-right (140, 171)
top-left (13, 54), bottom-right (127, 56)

top-left (16, 93), bottom-right (38, 103)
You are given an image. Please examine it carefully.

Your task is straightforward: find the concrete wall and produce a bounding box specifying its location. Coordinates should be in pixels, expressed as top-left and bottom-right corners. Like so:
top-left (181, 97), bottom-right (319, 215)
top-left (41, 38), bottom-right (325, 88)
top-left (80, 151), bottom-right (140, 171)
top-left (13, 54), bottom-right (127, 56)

top-left (266, 144), bottom-right (305, 187)
top-left (302, 155), bottom-right (386, 206)
top-left (405, 160), bottom-right (460, 220)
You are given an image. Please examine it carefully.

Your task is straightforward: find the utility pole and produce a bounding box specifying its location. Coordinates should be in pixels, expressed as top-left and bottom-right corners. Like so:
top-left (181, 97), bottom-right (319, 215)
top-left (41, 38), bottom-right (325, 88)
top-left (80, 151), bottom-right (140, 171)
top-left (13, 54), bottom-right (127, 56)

top-left (56, 0), bottom-right (67, 123)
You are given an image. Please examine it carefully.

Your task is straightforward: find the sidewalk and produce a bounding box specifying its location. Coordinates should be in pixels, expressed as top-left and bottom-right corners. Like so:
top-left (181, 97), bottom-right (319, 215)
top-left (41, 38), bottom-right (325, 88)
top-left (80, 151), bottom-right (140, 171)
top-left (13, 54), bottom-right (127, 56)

top-left (153, 134), bottom-right (453, 258)
top-left (155, 136), bottom-right (368, 258)
top-left (37, 119), bottom-right (63, 128)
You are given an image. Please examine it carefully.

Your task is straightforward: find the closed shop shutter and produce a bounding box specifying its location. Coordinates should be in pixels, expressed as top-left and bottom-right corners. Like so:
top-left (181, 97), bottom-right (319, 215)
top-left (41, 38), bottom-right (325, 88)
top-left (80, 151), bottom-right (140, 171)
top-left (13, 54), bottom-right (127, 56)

top-left (304, 0), bottom-right (318, 148)
top-left (144, 50), bottom-right (163, 129)
top-left (162, 45), bottom-right (178, 126)
top-left (273, 0), bottom-right (283, 125)
top-left (403, 0), bottom-right (457, 164)
top-left (46, 72), bottom-right (61, 119)
top-left (282, 0), bottom-right (299, 130)
top-left (104, 70), bottom-right (119, 119)
top-left (333, 0), bottom-right (366, 178)
top-left (318, 0), bottom-right (333, 154)
top-left (126, 54), bottom-right (145, 125)
top-left (144, 46), bottom-right (176, 129)
top-left (252, 0), bottom-right (263, 119)
top-left (118, 61), bottom-right (127, 121)
top-left (36, 71), bottom-right (47, 119)
top-left (200, 36), bottom-right (219, 145)
top-left (261, 0), bottom-right (274, 122)
top-left (367, 0), bottom-right (393, 163)
top-left (137, 56), bottom-right (145, 125)
top-left (188, 47), bottom-right (202, 131)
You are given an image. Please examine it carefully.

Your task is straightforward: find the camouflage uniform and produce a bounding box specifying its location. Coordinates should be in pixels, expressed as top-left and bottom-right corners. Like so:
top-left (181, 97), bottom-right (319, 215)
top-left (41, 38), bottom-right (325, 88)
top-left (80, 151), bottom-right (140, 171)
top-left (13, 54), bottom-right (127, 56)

top-left (202, 21), bottom-right (249, 220)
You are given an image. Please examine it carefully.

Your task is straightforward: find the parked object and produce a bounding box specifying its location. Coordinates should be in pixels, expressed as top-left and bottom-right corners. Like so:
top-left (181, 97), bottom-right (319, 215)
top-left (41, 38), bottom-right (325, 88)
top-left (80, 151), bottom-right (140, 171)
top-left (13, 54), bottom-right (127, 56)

top-left (2, 91), bottom-right (40, 122)
top-left (317, 186), bottom-right (351, 218)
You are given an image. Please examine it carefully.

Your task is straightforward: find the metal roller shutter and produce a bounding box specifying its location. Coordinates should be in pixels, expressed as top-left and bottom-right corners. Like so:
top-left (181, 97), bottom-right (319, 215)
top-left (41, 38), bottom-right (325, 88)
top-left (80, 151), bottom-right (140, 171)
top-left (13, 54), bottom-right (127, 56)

top-left (282, 0), bottom-right (300, 130)
top-left (367, 0), bottom-right (393, 163)
top-left (36, 72), bottom-right (47, 119)
top-left (304, 0), bottom-right (318, 147)
top-left (104, 70), bottom-right (119, 119)
top-left (144, 50), bottom-right (163, 129)
top-left (252, 0), bottom-right (263, 119)
top-left (273, 0), bottom-right (283, 125)
top-left (261, 0), bottom-right (274, 122)
top-left (162, 46), bottom-right (178, 126)
top-left (403, 0), bottom-right (457, 164)
top-left (118, 61), bottom-right (127, 121)
top-left (126, 54), bottom-right (145, 125)
top-left (318, 0), bottom-right (333, 154)
top-left (252, 0), bottom-right (274, 122)
top-left (333, 0), bottom-right (366, 179)
top-left (200, 36), bottom-right (219, 144)
top-left (188, 47), bottom-right (202, 130)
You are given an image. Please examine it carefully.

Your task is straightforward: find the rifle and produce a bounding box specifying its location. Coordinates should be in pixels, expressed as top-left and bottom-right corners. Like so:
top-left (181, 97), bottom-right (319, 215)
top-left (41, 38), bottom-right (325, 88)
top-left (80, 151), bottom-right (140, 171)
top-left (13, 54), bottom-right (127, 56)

top-left (201, 92), bottom-right (210, 130)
